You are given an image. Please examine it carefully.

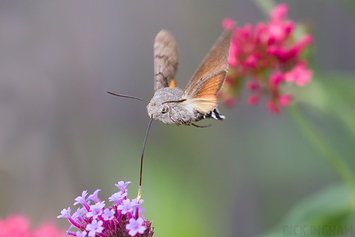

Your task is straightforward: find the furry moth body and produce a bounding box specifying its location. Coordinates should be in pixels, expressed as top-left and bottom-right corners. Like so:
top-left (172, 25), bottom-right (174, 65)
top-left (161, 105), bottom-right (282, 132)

top-left (147, 29), bottom-right (233, 126)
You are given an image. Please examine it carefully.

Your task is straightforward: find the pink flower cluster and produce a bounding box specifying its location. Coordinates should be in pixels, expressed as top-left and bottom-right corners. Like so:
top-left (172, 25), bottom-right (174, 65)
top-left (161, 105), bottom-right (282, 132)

top-left (219, 3), bottom-right (313, 113)
top-left (57, 181), bottom-right (153, 237)
top-left (0, 214), bottom-right (66, 237)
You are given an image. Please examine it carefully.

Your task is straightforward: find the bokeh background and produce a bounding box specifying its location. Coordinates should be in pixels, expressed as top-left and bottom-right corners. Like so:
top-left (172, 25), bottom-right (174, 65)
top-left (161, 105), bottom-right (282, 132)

top-left (1, 0), bottom-right (355, 236)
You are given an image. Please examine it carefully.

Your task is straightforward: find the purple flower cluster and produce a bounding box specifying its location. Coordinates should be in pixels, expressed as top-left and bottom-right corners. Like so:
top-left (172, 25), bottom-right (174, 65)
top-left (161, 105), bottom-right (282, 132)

top-left (57, 181), bottom-right (153, 237)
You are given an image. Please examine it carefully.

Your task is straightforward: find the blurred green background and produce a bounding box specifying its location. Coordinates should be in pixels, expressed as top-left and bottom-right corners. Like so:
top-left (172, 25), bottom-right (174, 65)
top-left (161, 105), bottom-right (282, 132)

top-left (0, 0), bottom-right (355, 236)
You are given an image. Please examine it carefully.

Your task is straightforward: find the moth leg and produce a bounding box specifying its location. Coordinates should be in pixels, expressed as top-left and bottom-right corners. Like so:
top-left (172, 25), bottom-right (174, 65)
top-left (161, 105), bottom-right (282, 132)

top-left (191, 123), bottom-right (211, 128)
top-left (168, 112), bottom-right (180, 126)
top-left (175, 109), bottom-right (191, 126)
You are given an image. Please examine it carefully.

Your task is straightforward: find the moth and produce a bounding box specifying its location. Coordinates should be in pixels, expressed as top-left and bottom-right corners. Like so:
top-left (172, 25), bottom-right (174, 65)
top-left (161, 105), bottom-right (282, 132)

top-left (108, 29), bottom-right (233, 200)
top-left (147, 29), bottom-right (233, 127)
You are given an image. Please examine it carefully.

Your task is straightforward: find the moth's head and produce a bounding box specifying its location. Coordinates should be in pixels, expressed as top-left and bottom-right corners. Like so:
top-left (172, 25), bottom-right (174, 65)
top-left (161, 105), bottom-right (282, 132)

top-left (146, 87), bottom-right (183, 124)
top-left (147, 100), bottom-right (171, 121)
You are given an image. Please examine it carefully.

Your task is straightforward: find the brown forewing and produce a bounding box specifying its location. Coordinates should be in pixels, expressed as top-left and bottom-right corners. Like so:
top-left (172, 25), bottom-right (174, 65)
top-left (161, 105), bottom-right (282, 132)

top-left (154, 30), bottom-right (179, 92)
top-left (182, 29), bottom-right (233, 101)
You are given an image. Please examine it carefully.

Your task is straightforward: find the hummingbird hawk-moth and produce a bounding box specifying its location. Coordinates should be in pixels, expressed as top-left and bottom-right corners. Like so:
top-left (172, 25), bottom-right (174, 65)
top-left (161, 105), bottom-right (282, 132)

top-left (108, 29), bottom-right (233, 199)
top-left (147, 29), bottom-right (233, 127)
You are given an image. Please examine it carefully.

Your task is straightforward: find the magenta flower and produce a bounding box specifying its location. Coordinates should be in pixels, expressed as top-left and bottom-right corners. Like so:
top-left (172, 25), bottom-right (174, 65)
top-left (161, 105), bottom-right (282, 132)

top-left (57, 181), bottom-right (153, 237)
top-left (219, 3), bottom-right (313, 114)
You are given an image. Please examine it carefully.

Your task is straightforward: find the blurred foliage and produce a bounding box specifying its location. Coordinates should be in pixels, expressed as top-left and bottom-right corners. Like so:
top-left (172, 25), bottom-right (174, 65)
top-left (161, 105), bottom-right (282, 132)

top-left (261, 70), bottom-right (355, 236)
top-left (263, 184), bottom-right (355, 237)
top-left (295, 72), bottom-right (355, 143)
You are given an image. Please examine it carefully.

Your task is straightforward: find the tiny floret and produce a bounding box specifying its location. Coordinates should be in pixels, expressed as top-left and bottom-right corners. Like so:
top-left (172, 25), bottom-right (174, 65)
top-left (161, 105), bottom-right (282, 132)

top-left (117, 199), bottom-right (134, 214)
top-left (74, 190), bottom-right (88, 206)
top-left (115, 181), bottom-right (131, 192)
top-left (73, 207), bottom-right (87, 219)
top-left (86, 219), bottom-right (104, 237)
top-left (102, 208), bottom-right (115, 221)
top-left (86, 201), bottom-right (105, 219)
top-left (76, 230), bottom-right (87, 237)
top-left (109, 191), bottom-right (127, 204)
top-left (88, 189), bottom-right (101, 203)
top-left (126, 217), bottom-right (147, 236)
top-left (57, 207), bottom-right (71, 219)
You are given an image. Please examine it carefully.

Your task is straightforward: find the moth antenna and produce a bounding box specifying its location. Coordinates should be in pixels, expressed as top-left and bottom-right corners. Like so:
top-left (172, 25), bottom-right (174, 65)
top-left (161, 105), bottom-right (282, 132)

top-left (107, 91), bottom-right (146, 102)
top-left (162, 99), bottom-right (187, 104)
top-left (137, 118), bottom-right (153, 201)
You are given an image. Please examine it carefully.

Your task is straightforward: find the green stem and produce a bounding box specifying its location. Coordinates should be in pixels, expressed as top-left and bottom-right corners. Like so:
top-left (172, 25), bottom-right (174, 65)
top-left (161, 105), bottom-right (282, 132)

top-left (288, 105), bottom-right (355, 189)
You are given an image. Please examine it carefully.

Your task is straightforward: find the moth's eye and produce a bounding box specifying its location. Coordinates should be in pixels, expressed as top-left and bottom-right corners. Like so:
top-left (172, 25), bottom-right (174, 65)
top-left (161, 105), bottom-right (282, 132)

top-left (161, 106), bottom-right (169, 114)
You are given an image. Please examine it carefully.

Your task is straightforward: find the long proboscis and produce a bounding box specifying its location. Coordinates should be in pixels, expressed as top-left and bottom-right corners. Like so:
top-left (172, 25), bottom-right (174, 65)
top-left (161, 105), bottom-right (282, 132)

top-left (137, 118), bottom-right (153, 201)
top-left (107, 91), bottom-right (146, 102)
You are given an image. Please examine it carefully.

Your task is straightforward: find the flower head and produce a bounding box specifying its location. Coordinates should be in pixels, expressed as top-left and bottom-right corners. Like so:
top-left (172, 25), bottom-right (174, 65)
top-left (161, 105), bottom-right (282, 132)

top-left (220, 3), bottom-right (313, 113)
top-left (58, 181), bottom-right (153, 237)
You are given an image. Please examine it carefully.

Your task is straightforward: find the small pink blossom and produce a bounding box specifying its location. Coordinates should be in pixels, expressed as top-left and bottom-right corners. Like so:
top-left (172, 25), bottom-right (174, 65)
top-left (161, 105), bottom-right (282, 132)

top-left (247, 81), bottom-right (259, 91)
top-left (270, 3), bottom-right (288, 21)
top-left (224, 97), bottom-right (236, 107)
top-left (266, 101), bottom-right (280, 114)
top-left (248, 96), bottom-right (259, 105)
top-left (279, 94), bottom-right (293, 106)
top-left (228, 42), bottom-right (238, 66)
top-left (245, 53), bottom-right (260, 68)
top-left (222, 18), bottom-right (235, 29)
top-left (284, 63), bottom-right (312, 86)
top-left (270, 72), bottom-right (284, 89)
top-left (268, 21), bottom-right (288, 42)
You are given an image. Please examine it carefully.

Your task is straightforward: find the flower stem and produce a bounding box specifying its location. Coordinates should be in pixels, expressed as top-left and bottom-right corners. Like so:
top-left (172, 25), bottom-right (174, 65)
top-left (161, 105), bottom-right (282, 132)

top-left (288, 105), bottom-right (355, 189)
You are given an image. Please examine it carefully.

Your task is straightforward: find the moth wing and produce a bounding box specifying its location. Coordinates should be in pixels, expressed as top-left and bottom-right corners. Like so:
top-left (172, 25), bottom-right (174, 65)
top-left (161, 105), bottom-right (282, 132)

top-left (154, 30), bottom-right (179, 92)
top-left (182, 29), bottom-right (233, 113)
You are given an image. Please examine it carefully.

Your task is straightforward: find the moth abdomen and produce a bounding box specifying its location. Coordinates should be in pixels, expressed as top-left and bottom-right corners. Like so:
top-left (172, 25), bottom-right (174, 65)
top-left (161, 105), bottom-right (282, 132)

top-left (198, 108), bottom-right (225, 121)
